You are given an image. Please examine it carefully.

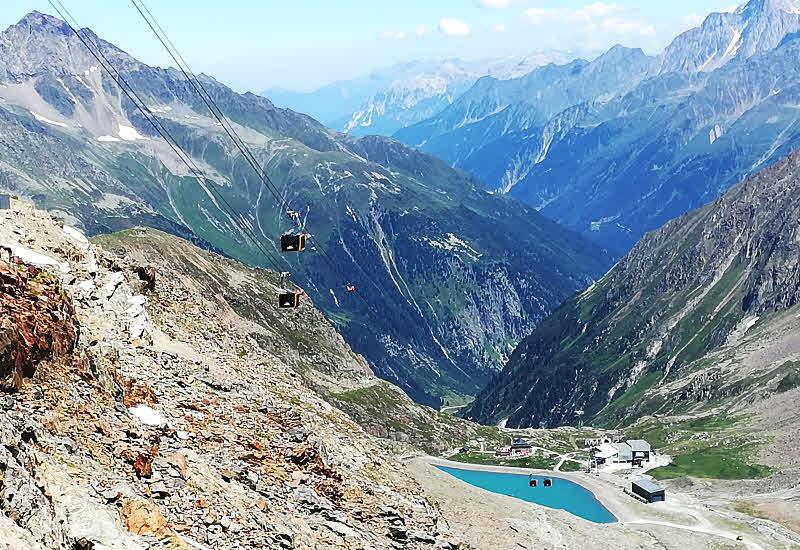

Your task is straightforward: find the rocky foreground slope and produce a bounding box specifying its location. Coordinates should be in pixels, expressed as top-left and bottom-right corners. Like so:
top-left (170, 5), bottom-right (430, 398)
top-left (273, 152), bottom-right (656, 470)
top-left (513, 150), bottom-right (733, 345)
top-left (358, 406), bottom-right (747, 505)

top-left (0, 199), bottom-right (483, 550)
top-left (0, 12), bottom-right (611, 406)
top-left (466, 147), bottom-right (800, 430)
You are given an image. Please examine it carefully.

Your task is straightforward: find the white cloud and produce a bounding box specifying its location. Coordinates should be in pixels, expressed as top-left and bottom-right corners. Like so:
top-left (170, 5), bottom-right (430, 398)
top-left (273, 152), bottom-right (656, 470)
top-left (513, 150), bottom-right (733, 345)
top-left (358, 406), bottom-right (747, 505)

top-left (524, 3), bottom-right (657, 38)
top-left (439, 17), bottom-right (471, 36)
top-left (524, 2), bottom-right (620, 25)
top-left (574, 2), bottom-right (618, 21)
top-left (722, 4), bottom-right (740, 13)
top-left (416, 24), bottom-right (427, 37)
top-left (491, 23), bottom-right (507, 33)
top-left (521, 2), bottom-right (673, 51)
top-left (685, 13), bottom-right (705, 27)
top-left (522, 7), bottom-right (567, 26)
top-left (379, 30), bottom-right (407, 40)
top-left (480, 0), bottom-right (511, 8)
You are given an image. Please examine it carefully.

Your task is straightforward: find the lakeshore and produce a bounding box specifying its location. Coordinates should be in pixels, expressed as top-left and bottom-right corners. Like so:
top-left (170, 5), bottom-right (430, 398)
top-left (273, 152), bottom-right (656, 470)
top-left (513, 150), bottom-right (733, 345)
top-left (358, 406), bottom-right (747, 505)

top-left (407, 456), bottom-right (783, 549)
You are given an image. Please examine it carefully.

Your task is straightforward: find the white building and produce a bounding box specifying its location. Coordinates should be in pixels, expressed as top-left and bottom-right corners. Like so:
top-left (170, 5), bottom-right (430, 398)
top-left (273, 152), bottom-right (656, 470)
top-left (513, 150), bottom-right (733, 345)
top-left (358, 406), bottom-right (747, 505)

top-left (592, 442), bottom-right (635, 464)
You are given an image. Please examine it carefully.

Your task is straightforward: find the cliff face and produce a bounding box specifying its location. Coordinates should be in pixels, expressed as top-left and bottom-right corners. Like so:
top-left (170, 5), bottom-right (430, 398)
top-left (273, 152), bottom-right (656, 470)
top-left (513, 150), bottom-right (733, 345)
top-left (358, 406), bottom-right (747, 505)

top-left (466, 147), bottom-right (800, 429)
top-left (0, 12), bottom-right (611, 406)
top-left (0, 200), bottom-right (473, 549)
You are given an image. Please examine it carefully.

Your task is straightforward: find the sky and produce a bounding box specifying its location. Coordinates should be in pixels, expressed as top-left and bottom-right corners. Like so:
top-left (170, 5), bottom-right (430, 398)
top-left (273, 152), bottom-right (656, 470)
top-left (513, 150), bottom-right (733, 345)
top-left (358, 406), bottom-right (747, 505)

top-left (3, 1), bottom-right (742, 92)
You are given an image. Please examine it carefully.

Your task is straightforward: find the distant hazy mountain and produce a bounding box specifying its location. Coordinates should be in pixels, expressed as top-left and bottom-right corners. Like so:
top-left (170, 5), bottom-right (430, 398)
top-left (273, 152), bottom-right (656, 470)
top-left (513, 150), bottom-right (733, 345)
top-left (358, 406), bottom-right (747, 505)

top-left (261, 61), bottom-right (439, 126)
top-left (262, 52), bottom-right (583, 136)
top-left (0, 12), bottom-right (611, 407)
top-left (396, 0), bottom-right (800, 253)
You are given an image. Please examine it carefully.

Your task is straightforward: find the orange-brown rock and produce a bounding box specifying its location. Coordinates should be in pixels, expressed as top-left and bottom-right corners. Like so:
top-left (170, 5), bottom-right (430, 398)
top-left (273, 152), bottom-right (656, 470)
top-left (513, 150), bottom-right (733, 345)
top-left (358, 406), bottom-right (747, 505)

top-left (0, 248), bottom-right (78, 392)
top-left (122, 377), bottom-right (157, 407)
top-left (166, 453), bottom-right (188, 479)
top-left (133, 453), bottom-right (153, 478)
top-left (119, 498), bottom-right (169, 537)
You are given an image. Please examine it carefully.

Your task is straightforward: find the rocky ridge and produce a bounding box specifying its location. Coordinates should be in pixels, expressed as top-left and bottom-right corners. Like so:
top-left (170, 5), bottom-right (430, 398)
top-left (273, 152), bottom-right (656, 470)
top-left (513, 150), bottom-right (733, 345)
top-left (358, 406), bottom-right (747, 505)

top-left (0, 199), bottom-right (468, 550)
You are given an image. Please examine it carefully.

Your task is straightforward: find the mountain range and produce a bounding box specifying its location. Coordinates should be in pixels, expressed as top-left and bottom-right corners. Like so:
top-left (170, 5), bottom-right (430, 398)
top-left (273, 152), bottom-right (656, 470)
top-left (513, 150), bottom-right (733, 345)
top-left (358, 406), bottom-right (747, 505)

top-left (262, 51), bottom-right (583, 137)
top-left (396, 0), bottom-right (800, 253)
top-left (0, 12), bottom-right (611, 407)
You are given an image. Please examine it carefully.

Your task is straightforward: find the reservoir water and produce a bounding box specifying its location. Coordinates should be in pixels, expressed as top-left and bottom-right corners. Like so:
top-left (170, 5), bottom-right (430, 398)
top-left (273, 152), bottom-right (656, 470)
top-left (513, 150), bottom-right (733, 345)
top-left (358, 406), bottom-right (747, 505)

top-left (436, 465), bottom-right (617, 524)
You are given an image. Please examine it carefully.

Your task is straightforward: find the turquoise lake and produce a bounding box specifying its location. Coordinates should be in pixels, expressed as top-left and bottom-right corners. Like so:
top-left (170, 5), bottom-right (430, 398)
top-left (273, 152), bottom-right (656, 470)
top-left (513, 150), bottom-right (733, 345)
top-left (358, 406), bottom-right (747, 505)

top-left (436, 465), bottom-right (617, 524)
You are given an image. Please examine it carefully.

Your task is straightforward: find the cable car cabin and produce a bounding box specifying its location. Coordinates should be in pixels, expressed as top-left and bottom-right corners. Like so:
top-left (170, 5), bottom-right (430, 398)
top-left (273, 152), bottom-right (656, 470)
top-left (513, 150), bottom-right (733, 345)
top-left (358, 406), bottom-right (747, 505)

top-left (529, 477), bottom-right (537, 487)
top-left (280, 234), bottom-right (306, 252)
top-left (278, 291), bottom-right (302, 309)
top-left (543, 478), bottom-right (553, 487)
top-left (346, 285), bottom-right (355, 292)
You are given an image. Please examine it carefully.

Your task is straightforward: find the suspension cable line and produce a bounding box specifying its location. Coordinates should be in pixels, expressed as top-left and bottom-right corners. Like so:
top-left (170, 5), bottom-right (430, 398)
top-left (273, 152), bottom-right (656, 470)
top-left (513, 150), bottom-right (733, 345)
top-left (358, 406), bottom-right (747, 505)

top-left (129, 0), bottom-right (379, 308)
top-left (47, 0), bottom-right (286, 273)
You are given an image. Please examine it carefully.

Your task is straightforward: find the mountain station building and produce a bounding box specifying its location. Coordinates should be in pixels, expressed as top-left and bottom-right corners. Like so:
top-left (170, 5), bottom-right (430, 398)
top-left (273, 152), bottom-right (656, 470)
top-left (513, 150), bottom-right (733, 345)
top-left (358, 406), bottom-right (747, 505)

top-left (627, 440), bottom-right (652, 463)
top-left (591, 439), bottom-right (651, 465)
top-left (631, 479), bottom-right (665, 503)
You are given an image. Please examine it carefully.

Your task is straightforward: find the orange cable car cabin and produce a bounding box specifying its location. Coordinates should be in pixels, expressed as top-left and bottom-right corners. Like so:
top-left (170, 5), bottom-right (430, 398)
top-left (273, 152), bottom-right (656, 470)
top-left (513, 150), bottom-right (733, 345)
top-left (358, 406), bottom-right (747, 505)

top-left (280, 234), bottom-right (306, 252)
top-left (278, 291), bottom-right (302, 309)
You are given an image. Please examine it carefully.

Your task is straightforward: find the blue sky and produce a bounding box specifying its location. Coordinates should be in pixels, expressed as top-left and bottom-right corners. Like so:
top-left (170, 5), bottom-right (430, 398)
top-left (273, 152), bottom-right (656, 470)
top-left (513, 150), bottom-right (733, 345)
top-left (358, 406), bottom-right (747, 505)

top-left (4, 1), bottom-right (741, 92)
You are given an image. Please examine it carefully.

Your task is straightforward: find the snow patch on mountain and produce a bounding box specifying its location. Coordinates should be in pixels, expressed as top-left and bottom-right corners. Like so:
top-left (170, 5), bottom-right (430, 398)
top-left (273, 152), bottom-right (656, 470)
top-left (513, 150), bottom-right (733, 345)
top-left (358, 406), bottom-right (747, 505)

top-left (709, 124), bottom-right (725, 144)
top-left (118, 124), bottom-right (147, 141)
top-left (55, 77), bottom-right (77, 104)
top-left (30, 111), bottom-right (67, 127)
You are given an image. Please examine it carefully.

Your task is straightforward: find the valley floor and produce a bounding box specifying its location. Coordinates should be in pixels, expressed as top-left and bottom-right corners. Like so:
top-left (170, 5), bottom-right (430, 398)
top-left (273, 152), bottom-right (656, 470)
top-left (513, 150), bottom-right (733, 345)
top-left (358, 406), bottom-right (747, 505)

top-left (407, 457), bottom-right (800, 550)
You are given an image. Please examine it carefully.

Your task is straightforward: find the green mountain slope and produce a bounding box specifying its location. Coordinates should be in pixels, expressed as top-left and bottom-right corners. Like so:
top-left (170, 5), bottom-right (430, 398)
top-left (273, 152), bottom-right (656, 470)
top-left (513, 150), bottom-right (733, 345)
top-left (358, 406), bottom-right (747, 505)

top-left (466, 147), bottom-right (800, 428)
top-left (0, 12), bottom-right (611, 406)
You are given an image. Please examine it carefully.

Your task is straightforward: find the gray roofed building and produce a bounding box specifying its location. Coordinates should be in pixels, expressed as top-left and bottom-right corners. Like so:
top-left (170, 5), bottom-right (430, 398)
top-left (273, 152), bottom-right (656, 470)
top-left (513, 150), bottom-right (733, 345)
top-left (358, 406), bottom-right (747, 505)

top-left (612, 442), bottom-right (632, 462)
top-left (627, 439), bottom-right (652, 462)
top-left (631, 479), bottom-right (665, 503)
top-left (633, 479), bottom-right (662, 493)
top-left (627, 440), bottom-right (651, 452)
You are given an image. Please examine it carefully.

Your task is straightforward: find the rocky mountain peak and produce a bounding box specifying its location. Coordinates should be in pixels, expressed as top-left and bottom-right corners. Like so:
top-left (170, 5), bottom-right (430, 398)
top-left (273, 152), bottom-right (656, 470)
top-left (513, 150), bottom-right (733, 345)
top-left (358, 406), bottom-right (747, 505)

top-left (737, 0), bottom-right (800, 17)
top-left (10, 10), bottom-right (71, 34)
top-left (0, 10), bottom-right (133, 83)
top-left (586, 44), bottom-right (653, 76)
top-left (659, 0), bottom-right (800, 74)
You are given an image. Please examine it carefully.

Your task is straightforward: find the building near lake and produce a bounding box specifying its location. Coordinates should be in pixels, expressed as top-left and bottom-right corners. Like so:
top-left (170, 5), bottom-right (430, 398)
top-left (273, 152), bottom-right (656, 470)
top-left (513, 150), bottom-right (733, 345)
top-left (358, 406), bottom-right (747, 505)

top-left (591, 439), bottom-right (651, 465)
top-left (627, 440), bottom-right (651, 463)
top-left (631, 479), bottom-right (665, 503)
top-left (592, 442), bottom-right (630, 464)
top-left (496, 438), bottom-right (534, 457)
top-left (510, 438), bottom-right (533, 455)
